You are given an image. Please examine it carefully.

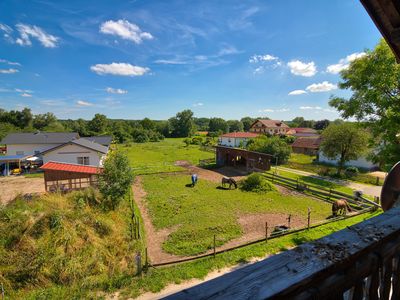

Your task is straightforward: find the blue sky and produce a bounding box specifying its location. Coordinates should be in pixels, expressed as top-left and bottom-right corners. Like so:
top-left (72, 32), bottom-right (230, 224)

top-left (0, 0), bottom-right (381, 120)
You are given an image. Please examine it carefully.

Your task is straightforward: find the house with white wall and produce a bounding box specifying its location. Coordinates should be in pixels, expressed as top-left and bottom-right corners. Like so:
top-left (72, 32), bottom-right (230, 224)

top-left (1, 132), bottom-right (80, 156)
top-left (41, 138), bottom-right (109, 167)
top-left (317, 151), bottom-right (379, 170)
top-left (249, 119), bottom-right (290, 135)
top-left (218, 132), bottom-right (260, 148)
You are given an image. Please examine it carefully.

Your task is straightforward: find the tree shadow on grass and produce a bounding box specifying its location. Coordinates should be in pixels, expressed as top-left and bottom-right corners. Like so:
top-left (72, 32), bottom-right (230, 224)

top-left (216, 186), bottom-right (230, 190)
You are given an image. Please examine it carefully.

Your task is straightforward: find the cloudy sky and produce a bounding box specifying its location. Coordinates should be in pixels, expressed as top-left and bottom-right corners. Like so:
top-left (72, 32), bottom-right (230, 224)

top-left (0, 0), bottom-right (381, 120)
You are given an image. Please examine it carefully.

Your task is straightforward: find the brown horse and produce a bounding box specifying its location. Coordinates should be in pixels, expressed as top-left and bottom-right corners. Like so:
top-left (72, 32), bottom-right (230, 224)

top-left (332, 199), bottom-right (352, 216)
top-left (221, 177), bottom-right (237, 189)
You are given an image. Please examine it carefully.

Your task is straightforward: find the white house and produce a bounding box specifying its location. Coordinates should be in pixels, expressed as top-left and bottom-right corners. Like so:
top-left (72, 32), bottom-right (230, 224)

top-left (218, 132), bottom-right (260, 148)
top-left (41, 138), bottom-right (109, 167)
top-left (1, 132), bottom-right (80, 156)
top-left (318, 151), bottom-right (379, 170)
top-left (249, 119), bottom-right (290, 135)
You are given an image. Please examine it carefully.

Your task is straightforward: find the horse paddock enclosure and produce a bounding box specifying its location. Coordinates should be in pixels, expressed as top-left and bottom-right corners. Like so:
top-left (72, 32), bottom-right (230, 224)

top-left (132, 168), bottom-right (339, 264)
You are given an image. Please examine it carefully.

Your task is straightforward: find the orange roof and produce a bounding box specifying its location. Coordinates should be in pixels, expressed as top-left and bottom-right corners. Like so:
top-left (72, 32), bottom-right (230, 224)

top-left (252, 119), bottom-right (290, 128)
top-left (220, 132), bottom-right (260, 138)
top-left (40, 161), bottom-right (102, 174)
top-left (292, 127), bottom-right (317, 133)
top-left (292, 137), bottom-right (322, 149)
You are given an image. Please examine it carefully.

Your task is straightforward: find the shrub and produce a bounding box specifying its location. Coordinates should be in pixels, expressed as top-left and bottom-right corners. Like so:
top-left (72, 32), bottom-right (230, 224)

top-left (191, 136), bottom-right (203, 145)
top-left (70, 187), bottom-right (101, 208)
top-left (239, 173), bottom-right (276, 193)
top-left (345, 166), bottom-right (359, 178)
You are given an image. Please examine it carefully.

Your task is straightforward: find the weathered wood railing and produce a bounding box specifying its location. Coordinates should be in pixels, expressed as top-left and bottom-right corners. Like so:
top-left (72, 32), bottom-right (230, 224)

top-left (165, 207), bottom-right (400, 300)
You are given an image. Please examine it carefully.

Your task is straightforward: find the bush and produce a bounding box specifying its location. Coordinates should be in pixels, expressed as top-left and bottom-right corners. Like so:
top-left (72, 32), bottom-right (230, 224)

top-left (239, 173), bottom-right (276, 193)
top-left (191, 136), bottom-right (203, 145)
top-left (70, 187), bottom-right (101, 208)
top-left (345, 166), bottom-right (359, 178)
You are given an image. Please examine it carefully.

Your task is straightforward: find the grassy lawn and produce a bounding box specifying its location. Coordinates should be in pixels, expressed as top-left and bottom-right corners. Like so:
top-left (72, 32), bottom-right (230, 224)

top-left (284, 153), bottom-right (383, 186)
top-left (121, 138), bottom-right (214, 175)
top-left (141, 173), bottom-right (331, 256)
top-left (23, 172), bottom-right (44, 178)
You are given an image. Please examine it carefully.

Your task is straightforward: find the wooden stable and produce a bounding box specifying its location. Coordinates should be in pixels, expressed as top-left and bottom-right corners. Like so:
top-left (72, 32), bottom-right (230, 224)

top-left (40, 161), bottom-right (102, 192)
top-left (215, 146), bottom-right (272, 171)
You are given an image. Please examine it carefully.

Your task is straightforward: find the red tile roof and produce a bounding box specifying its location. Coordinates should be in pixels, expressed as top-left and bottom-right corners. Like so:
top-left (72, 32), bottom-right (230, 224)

top-left (292, 127), bottom-right (318, 133)
top-left (40, 161), bottom-right (102, 174)
top-left (291, 137), bottom-right (322, 149)
top-left (251, 119), bottom-right (290, 129)
top-left (220, 132), bottom-right (260, 138)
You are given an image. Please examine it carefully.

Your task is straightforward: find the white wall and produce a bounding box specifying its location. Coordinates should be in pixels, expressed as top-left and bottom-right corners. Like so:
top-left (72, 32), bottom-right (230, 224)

top-left (219, 137), bottom-right (249, 148)
top-left (6, 143), bottom-right (61, 156)
top-left (318, 151), bottom-right (378, 170)
top-left (42, 143), bottom-right (106, 167)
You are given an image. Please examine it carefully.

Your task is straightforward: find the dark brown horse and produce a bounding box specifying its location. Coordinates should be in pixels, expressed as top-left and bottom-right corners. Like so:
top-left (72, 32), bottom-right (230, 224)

top-left (221, 177), bottom-right (237, 189)
top-left (332, 199), bottom-right (352, 216)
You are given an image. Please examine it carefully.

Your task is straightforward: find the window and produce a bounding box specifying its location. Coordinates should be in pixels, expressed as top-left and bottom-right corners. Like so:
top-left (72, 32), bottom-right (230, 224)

top-left (16, 151), bottom-right (24, 155)
top-left (77, 157), bottom-right (90, 165)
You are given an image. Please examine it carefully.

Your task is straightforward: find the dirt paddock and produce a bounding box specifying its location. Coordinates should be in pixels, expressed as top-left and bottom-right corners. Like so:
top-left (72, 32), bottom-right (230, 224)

top-left (0, 176), bottom-right (45, 204)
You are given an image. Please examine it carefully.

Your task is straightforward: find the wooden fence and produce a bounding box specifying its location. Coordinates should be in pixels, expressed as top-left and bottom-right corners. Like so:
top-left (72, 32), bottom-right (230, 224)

top-left (263, 172), bottom-right (380, 210)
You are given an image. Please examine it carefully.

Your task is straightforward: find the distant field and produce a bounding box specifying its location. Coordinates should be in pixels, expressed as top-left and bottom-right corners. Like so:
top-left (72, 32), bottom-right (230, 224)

top-left (121, 138), bottom-right (214, 175)
top-left (141, 173), bottom-right (331, 256)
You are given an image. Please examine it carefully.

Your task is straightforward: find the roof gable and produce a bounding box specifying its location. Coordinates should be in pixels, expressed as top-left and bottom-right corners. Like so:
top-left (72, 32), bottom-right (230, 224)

top-left (40, 161), bottom-right (102, 174)
top-left (251, 119), bottom-right (289, 129)
top-left (0, 132), bottom-right (79, 145)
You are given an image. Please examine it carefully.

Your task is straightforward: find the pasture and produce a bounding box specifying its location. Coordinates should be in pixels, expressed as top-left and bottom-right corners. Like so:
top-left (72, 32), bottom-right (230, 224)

top-left (139, 173), bottom-right (332, 257)
top-left (121, 138), bottom-right (214, 175)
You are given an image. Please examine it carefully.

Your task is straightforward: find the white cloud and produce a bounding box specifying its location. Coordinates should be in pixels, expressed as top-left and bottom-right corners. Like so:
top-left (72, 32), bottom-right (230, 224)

top-left (249, 54), bottom-right (278, 63)
top-left (154, 59), bottom-right (188, 65)
top-left (106, 87), bottom-right (128, 94)
top-left (76, 100), bottom-right (93, 107)
top-left (0, 68), bottom-right (19, 74)
top-left (326, 52), bottom-right (366, 74)
top-left (0, 23), bottom-right (13, 41)
top-left (0, 59), bottom-right (20, 66)
top-left (300, 106), bottom-right (322, 110)
top-left (21, 93), bottom-right (32, 97)
top-left (259, 108), bottom-right (289, 113)
top-left (193, 102), bottom-right (204, 107)
top-left (288, 89), bottom-right (307, 96)
top-left (287, 60), bottom-right (317, 77)
top-left (218, 45), bottom-right (240, 56)
top-left (90, 63), bottom-right (150, 76)
top-left (100, 20), bottom-right (153, 44)
top-left (40, 99), bottom-right (65, 106)
top-left (253, 66), bottom-right (264, 74)
top-left (306, 81), bottom-right (337, 92)
top-left (15, 24), bottom-right (59, 48)
top-left (15, 88), bottom-right (32, 93)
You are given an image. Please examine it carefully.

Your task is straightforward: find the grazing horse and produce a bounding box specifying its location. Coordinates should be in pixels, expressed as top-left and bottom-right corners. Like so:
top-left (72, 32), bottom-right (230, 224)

top-left (332, 199), bottom-right (352, 216)
top-left (221, 176), bottom-right (237, 189)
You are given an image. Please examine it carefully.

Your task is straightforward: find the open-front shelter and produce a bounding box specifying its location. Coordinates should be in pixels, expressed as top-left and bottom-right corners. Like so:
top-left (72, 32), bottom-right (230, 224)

top-left (0, 154), bottom-right (34, 176)
top-left (40, 161), bottom-right (103, 192)
top-left (215, 146), bottom-right (273, 171)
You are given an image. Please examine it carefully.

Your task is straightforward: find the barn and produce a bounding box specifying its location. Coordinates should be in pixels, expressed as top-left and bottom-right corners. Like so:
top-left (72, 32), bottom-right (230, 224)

top-left (215, 145), bottom-right (273, 171)
top-left (291, 137), bottom-right (322, 155)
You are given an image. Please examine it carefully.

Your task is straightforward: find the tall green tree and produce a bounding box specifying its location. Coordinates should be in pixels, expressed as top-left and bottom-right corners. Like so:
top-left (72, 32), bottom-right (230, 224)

top-left (329, 39), bottom-right (400, 168)
top-left (169, 109), bottom-right (195, 137)
top-left (247, 136), bottom-right (291, 163)
top-left (321, 123), bottom-right (370, 175)
top-left (99, 150), bottom-right (134, 210)
top-left (227, 120), bottom-right (244, 132)
top-left (240, 117), bottom-right (255, 131)
top-left (208, 117), bottom-right (228, 133)
top-left (88, 113), bottom-right (109, 134)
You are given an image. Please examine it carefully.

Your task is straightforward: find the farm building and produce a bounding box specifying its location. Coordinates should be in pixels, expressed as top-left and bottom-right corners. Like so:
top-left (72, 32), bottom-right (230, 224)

top-left (317, 151), bottom-right (379, 170)
top-left (41, 138), bottom-right (109, 167)
top-left (40, 161), bottom-right (102, 192)
top-left (218, 132), bottom-right (260, 148)
top-left (0, 132), bottom-right (80, 156)
top-left (291, 137), bottom-right (322, 155)
top-left (287, 127), bottom-right (320, 138)
top-left (215, 145), bottom-right (272, 171)
top-left (249, 119), bottom-right (290, 135)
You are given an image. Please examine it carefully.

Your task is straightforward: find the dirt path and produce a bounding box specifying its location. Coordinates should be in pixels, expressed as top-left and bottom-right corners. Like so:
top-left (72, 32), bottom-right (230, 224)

top-left (0, 176), bottom-right (45, 204)
top-left (132, 177), bottom-right (183, 263)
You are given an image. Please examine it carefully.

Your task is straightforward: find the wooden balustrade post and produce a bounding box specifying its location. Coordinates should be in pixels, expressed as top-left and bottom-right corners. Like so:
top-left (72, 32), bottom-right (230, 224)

top-left (213, 234), bottom-right (216, 258)
top-left (287, 215), bottom-right (291, 229)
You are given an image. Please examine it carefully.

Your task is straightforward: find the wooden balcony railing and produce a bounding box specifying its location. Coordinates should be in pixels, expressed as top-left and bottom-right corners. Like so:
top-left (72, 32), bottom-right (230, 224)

top-left (166, 207), bottom-right (400, 300)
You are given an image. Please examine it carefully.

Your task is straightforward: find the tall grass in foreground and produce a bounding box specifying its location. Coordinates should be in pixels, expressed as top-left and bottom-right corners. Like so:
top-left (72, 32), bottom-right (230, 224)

top-left (0, 190), bottom-right (143, 299)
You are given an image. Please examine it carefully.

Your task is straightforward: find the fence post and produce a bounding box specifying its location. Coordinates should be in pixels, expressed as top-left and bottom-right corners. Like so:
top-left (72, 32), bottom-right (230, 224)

top-left (329, 188), bottom-right (332, 201)
top-left (307, 208), bottom-right (311, 230)
top-left (296, 178), bottom-right (299, 189)
top-left (213, 234), bottom-right (216, 258)
top-left (1, 283), bottom-right (4, 300)
top-left (376, 176), bottom-right (379, 186)
top-left (136, 251), bottom-right (142, 276)
top-left (287, 214), bottom-right (291, 229)
top-left (265, 221), bottom-right (268, 243)
top-left (145, 247), bottom-right (148, 268)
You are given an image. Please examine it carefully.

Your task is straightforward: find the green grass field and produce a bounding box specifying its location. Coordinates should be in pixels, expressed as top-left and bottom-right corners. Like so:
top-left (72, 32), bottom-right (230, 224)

top-left (121, 138), bottom-right (214, 175)
top-left (141, 173), bottom-right (331, 256)
top-left (284, 153), bottom-right (383, 186)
